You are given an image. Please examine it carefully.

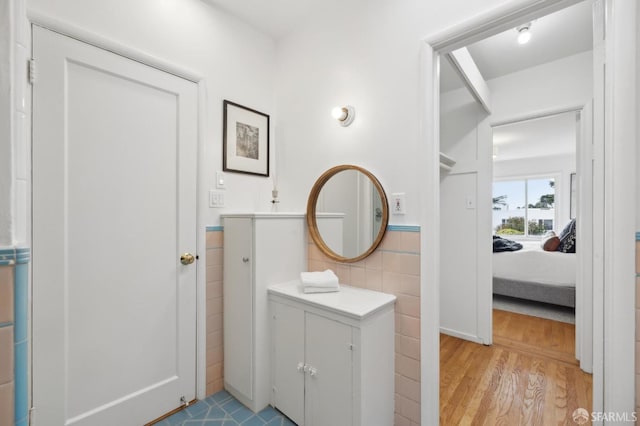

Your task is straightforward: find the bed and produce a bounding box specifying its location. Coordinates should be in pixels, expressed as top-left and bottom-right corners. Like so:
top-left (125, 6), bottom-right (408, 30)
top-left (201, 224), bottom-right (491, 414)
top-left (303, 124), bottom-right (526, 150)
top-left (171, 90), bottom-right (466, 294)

top-left (493, 241), bottom-right (576, 308)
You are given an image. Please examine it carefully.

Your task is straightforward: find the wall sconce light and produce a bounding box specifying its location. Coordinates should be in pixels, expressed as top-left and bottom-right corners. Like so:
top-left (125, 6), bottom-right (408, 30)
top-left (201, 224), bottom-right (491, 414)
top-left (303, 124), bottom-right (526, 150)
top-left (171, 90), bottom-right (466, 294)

top-left (516, 23), bottom-right (532, 44)
top-left (331, 105), bottom-right (356, 127)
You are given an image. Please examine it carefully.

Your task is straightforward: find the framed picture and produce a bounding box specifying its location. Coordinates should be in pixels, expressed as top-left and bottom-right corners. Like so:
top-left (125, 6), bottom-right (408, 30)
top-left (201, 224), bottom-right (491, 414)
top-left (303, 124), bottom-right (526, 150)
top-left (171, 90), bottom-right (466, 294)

top-left (223, 100), bottom-right (270, 177)
top-left (570, 172), bottom-right (576, 219)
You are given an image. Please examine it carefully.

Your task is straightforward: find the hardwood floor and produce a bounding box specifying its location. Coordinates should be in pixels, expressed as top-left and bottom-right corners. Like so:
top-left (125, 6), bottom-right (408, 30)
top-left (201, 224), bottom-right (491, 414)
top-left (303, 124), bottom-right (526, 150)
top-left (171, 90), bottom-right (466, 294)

top-left (440, 309), bottom-right (592, 426)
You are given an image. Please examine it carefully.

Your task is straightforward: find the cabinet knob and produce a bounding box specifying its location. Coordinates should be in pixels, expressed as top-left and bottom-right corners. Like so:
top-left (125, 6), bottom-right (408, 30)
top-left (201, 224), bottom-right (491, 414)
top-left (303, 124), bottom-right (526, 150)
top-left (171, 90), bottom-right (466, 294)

top-left (297, 362), bottom-right (305, 373)
top-left (309, 367), bottom-right (318, 378)
top-left (242, 257), bottom-right (250, 263)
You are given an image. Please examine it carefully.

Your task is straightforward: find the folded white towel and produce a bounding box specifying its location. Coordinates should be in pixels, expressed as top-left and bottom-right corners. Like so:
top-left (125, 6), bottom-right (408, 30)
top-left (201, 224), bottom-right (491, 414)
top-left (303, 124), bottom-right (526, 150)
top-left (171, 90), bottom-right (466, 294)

top-left (302, 285), bottom-right (340, 294)
top-left (300, 269), bottom-right (339, 288)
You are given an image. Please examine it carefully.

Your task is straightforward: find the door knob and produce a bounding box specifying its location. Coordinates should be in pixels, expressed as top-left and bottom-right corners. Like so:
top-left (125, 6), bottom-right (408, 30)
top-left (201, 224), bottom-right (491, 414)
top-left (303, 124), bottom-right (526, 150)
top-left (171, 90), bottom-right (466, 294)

top-left (180, 253), bottom-right (195, 265)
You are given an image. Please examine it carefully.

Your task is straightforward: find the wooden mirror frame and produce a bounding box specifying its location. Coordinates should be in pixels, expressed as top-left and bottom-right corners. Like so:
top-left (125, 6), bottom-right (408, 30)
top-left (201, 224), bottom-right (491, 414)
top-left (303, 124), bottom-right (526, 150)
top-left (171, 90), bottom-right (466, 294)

top-left (306, 164), bottom-right (389, 263)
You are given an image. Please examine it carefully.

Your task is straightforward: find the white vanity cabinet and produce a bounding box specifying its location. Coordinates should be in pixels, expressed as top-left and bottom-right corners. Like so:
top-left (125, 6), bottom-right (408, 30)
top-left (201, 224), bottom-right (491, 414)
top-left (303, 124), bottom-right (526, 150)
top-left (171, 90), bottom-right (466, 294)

top-left (268, 280), bottom-right (396, 426)
top-left (221, 213), bottom-right (306, 413)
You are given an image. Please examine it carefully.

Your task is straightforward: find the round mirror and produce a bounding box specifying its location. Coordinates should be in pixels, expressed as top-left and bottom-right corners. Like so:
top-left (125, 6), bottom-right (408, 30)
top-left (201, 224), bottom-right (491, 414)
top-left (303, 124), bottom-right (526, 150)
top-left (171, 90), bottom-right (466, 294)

top-left (306, 165), bottom-right (389, 263)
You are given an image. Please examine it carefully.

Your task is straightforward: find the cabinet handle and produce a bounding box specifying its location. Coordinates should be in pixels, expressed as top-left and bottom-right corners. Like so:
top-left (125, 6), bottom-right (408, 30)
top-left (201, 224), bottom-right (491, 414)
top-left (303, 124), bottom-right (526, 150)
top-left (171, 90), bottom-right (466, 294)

top-left (308, 367), bottom-right (318, 378)
top-left (242, 257), bottom-right (250, 263)
top-left (297, 362), bottom-right (305, 373)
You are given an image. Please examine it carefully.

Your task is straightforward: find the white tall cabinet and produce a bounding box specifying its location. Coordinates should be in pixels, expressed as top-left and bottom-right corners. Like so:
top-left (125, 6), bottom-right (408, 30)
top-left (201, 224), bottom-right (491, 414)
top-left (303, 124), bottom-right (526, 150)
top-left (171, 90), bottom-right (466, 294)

top-left (221, 213), bottom-right (306, 413)
top-left (268, 280), bottom-right (396, 426)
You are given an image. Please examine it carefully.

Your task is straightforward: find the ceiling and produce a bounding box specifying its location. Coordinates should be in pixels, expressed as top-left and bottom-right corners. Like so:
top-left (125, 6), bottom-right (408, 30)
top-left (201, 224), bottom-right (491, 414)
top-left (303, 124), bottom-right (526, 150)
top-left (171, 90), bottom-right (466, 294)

top-left (203, 0), bottom-right (344, 40)
top-left (441, 0), bottom-right (593, 92)
top-left (204, 0), bottom-right (593, 91)
top-left (492, 112), bottom-right (577, 162)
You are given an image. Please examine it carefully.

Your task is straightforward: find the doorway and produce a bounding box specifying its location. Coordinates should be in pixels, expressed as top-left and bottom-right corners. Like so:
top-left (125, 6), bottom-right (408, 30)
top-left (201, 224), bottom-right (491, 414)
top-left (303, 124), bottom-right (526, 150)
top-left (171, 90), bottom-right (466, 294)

top-left (31, 26), bottom-right (199, 425)
top-left (419, 0), bottom-right (640, 424)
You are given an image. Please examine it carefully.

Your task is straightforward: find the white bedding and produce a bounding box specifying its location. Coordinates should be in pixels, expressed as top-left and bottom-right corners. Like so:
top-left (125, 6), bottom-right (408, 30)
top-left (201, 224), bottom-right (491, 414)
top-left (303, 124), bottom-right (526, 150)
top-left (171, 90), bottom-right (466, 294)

top-left (493, 240), bottom-right (576, 287)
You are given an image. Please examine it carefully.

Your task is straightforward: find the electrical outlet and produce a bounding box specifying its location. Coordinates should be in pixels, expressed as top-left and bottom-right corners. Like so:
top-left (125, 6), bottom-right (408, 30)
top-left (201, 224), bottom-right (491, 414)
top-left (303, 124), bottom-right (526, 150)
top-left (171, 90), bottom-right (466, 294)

top-left (209, 191), bottom-right (225, 208)
top-left (392, 193), bottom-right (406, 215)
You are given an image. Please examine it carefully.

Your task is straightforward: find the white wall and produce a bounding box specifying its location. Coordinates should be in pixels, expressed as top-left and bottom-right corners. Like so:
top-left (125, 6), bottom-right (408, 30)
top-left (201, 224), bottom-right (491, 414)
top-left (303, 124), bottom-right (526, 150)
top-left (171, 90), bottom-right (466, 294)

top-left (494, 153), bottom-right (576, 230)
top-left (488, 50), bottom-right (593, 124)
top-left (273, 0), bottom-right (514, 225)
top-left (637, 4), bottom-right (640, 230)
top-left (0, 0), bottom-right (12, 245)
top-left (25, 0), bottom-right (278, 227)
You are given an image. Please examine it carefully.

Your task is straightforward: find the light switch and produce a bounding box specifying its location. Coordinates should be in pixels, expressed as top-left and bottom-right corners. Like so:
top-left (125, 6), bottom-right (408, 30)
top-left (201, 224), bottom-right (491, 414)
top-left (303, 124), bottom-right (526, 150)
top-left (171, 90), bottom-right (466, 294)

top-left (465, 196), bottom-right (475, 209)
top-left (216, 171), bottom-right (226, 189)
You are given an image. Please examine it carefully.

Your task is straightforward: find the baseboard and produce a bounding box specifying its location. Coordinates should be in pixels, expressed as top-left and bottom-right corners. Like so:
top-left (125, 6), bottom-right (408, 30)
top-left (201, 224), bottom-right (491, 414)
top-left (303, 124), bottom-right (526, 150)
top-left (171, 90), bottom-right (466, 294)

top-left (439, 327), bottom-right (485, 345)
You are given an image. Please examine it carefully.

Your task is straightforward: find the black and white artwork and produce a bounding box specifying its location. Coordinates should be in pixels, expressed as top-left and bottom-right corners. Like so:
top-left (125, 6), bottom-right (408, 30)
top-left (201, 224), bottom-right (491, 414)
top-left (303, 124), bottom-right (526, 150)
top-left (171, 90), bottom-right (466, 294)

top-left (223, 100), bottom-right (269, 176)
top-left (235, 122), bottom-right (259, 160)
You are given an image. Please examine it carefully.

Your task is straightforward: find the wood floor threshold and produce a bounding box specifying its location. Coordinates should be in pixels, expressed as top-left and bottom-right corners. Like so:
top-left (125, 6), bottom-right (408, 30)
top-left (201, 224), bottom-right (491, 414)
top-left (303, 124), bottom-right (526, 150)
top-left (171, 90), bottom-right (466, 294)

top-left (492, 334), bottom-right (579, 366)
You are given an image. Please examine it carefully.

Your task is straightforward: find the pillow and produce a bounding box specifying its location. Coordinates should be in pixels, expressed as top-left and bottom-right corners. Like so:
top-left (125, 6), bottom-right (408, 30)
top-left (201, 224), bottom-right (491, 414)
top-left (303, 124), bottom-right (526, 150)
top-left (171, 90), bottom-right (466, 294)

top-left (540, 231), bottom-right (561, 251)
top-left (557, 219), bottom-right (576, 253)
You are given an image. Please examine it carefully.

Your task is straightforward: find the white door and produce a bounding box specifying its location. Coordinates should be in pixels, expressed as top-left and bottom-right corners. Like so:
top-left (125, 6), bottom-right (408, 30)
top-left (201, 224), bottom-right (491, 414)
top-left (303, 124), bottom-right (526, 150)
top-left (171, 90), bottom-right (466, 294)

top-left (32, 26), bottom-right (198, 426)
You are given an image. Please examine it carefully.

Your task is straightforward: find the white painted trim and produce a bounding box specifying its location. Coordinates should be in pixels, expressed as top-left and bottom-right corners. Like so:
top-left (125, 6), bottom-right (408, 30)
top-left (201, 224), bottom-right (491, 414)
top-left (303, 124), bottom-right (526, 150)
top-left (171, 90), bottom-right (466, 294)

top-left (447, 48), bottom-right (492, 113)
top-left (27, 9), bottom-right (203, 83)
top-left (602, 0), bottom-right (636, 416)
top-left (28, 14), bottom-right (209, 403)
top-left (590, 1), bottom-right (605, 414)
top-left (576, 102), bottom-right (593, 373)
top-left (439, 327), bottom-right (485, 345)
top-left (425, 0), bottom-right (584, 52)
top-left (476, 115), bottom-right (493, 345)
top-left (196, 80), bottom-right (208, 400)
top-left (491, 104), bottom-right (585, 127)
top-left (418, 42), bottom-right (440, 426)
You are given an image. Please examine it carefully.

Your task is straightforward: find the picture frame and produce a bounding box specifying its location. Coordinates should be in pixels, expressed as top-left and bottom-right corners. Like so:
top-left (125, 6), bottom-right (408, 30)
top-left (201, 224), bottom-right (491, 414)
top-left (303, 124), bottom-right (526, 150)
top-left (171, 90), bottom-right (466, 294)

top-left (223, 100), bottom-right (270, 177)
top-left (570, 172), bottom-right (576, 219)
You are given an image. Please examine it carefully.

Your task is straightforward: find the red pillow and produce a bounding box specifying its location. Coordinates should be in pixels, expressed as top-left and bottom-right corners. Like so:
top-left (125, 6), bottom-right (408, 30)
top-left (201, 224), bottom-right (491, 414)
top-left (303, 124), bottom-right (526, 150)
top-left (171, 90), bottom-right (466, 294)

top-left (541, 231), bottom-right (561, 251)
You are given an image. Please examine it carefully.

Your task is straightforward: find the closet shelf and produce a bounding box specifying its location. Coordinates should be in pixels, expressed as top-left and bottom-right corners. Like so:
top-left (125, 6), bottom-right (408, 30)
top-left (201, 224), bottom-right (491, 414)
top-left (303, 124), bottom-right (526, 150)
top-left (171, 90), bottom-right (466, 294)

top-left (439, 152), bottom-right (456, 171)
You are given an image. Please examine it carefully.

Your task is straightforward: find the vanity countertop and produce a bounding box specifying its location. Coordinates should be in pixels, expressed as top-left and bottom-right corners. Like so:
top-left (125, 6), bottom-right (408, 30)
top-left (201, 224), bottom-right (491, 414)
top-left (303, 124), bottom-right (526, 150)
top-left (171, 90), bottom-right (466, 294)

top-left (268, 280), bottom-right (396, 320)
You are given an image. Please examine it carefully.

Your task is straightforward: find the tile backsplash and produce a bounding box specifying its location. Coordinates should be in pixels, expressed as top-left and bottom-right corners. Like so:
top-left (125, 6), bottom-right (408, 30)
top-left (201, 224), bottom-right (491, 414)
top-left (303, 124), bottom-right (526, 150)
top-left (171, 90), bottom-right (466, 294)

top-left (206, 229), bottom-right (224, 396)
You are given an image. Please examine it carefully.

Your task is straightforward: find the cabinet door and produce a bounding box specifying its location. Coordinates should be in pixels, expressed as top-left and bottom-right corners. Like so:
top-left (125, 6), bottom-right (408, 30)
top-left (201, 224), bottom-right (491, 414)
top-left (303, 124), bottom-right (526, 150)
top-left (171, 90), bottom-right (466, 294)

top-left (223, 218), bottom-right (253, 398)
top-left (305, 313), bottom-right (353, 426)
top-left (272, 302), bottom-right (305, 425)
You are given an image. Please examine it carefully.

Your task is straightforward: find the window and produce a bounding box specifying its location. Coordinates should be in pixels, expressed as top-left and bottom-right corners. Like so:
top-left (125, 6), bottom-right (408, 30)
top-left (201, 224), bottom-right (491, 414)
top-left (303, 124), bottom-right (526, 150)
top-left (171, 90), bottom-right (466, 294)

top-left (493, 178), bottom-right (555, 237)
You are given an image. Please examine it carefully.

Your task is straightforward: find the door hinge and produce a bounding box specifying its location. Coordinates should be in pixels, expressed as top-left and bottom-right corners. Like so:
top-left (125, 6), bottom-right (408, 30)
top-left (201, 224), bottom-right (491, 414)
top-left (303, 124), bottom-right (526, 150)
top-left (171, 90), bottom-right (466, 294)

top-left (349, 343), bottom-right (355, 351)
top-left (28, 59), bottom-right (36, 84)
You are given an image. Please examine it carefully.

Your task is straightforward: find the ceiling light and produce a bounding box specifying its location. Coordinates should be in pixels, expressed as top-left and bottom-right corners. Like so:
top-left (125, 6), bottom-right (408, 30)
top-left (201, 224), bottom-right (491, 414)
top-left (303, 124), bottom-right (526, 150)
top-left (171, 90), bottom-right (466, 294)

top-left (331, 105), bottom-right (355, 127)
top-left (516, 23), bottom-right (532, 44)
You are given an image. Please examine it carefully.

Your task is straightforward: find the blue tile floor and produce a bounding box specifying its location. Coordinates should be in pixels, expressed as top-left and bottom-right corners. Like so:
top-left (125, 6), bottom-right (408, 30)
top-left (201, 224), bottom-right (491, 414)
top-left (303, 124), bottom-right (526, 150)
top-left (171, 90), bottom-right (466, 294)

top-left (157, 390), bottom-right (296, 426)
